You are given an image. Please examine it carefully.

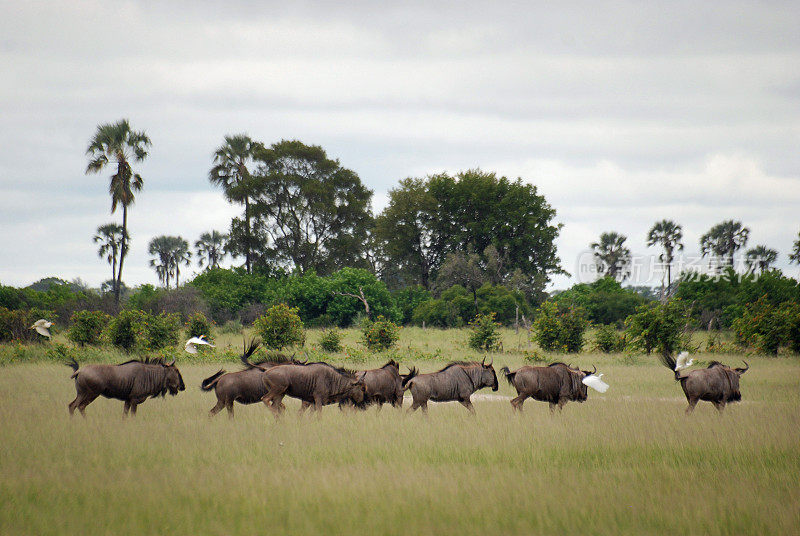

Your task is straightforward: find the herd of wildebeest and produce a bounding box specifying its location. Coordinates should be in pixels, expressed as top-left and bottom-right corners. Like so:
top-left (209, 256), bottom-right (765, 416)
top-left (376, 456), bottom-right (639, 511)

top-left (63, 338), bottom-right (751, 418)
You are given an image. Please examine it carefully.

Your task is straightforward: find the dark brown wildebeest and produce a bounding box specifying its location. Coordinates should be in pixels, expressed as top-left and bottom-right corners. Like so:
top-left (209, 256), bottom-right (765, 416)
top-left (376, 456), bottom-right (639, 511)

top-left (244, 358), bottom-right (367, 416)
top-left (500, 362), bottom-right (594, 412)
top-left (357, 359), bottom-right (416, 409)
top-left (66, 357), bottom-right (185, 417)
top-left (659, 354), bottom-right (749, 414)
top-left (200, 340), bottom-right (298, 417)
top-left (402, 358), bottom-right (498, 414)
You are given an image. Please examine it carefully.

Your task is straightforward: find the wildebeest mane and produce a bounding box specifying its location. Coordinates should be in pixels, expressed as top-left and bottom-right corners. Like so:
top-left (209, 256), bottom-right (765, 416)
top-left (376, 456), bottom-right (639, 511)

top-left (303, 361), bottom-right (358, 378)
top-left (436, 361), bottom-right (476, 372)
top-left (118, 357), bottom-right (167, 366)
top-left (380, 359), bottom-right (399, 369)
top-left (707, 360), bottom-right (726, 368)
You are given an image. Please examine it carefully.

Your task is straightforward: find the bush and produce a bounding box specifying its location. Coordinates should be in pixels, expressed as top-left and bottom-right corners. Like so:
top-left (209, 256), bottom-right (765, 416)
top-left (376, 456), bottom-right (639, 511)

top-left (625, 300), bottom-right (689, 356)
top-left (67, 310), bottom-right (111, 346)
top-left (532, 301), bottom-right (588, 353)
top-left (523, 349), bottom-right (548, 363)
top-left (104, 310), bottom-right (145, 351)
top-left (141, 313), bottom-right (182, 350)
top-left (468, 312), bottom-right (502, 352)
top-left (254, 304), bottom-right (306, 350)
top-left (361, 316), bottom-right (400, 351)
top-left (0, 307), bottom-right (57, 343)
top-left (319, 328), bottom-right (343, 353)
top-left (593, 324), bottom-right (626, 353)
top-left (732, 296), bottom-right (798, 356)
top-left (393, 286), bottom-right (432, 325)
top-left (553, 278), bottom-right (649, 326)
top-left (186, 312), bottom-right (214, 340)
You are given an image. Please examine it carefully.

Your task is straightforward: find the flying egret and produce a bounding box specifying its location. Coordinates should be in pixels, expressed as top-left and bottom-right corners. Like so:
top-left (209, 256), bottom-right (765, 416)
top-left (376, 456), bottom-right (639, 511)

top-left (675, 351), bottom-right (693, 371)
top-left (30, 319), bottom-right (53, 338)
top-left (582, 373), bottom-right (609, 393)
top-left (185, 335), bottom-right (216, 354)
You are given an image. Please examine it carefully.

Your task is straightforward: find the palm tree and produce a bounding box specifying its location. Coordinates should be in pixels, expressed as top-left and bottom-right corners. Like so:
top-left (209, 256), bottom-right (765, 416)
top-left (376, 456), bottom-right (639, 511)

top-left (170, 236), bottom-right (192, 287)
top-left (745, 245), bottom-right (778, 273)
top-left (700, 220), bottom-right (749, 270)
top-left (647, 219), bottom-right (683, 291)
top-left (209, 135), bottom-right (261, 274)
top-left (591, 232), bottom-right (632, 281)
top-left (93, 223), bottom-right (125, 290)
top-left (86, 119), bottom-right (151, 302)
top-left (790, 230), bottom-right (800, 265)
top-left (148, 235), bottom-right (173, 288)
top-left (195, 230), bottom-right (227, 270)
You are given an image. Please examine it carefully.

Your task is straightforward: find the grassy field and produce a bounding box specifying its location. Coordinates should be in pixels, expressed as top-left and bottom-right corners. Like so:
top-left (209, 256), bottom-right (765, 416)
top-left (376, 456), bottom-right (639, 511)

top-left (1, 328), bottom-right (799, 535)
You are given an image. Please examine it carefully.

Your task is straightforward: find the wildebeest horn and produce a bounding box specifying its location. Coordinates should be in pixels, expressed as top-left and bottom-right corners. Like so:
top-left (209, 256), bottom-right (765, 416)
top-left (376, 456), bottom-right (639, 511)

top-left (167, 359), bottom-right (175, 367)
top-left (592, 364), bottom-right (597, 375)
top-left (741, 360), bottom-right (749, 371)
top-left (481, 357), bottom-right (486, 366)
top-left (487, 356), bottom-right (493, 367)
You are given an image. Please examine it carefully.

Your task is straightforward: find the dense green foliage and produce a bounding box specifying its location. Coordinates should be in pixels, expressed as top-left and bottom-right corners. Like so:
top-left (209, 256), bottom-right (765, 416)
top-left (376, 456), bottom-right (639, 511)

top-left (0, 306), bottom-right (56, 343)
top-left (593, 324), bottom-right (627, 353)
top-left (467, 312), bottom-right (502, 352)
top-left (553, 278), bottom-right (648, 326)
top-left (67, 310), bottom-right (111, 346)
top-left (361, 316), bottom-right (400, 351)
top-left (102, 310), bottom-right (181, 351)
top-left (319, 328), bottom-right (343, 353)
top-left (624, 300), bottom-right (689, 356)
top-left (532, 301), bottom-right (588, 353)
top-left (253, 304), bottom-right (305, 350)
top-left (412, 284), bottom-right (531, 328)
top-left (732, 297), bottom-right (800, 356)
top-left (186, 312), bottom-right (214, 340)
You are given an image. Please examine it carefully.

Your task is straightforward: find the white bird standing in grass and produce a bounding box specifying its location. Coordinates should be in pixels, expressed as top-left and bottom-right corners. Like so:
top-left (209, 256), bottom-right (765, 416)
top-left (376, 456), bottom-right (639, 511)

top-left (675, 351), bottom-right (693, 371)
top-left (185, 335), bottom-right (215, 354)
top-left (30, 319), bottom-right (53, 338)
top-left (582, 373), bottom-right (609, 393)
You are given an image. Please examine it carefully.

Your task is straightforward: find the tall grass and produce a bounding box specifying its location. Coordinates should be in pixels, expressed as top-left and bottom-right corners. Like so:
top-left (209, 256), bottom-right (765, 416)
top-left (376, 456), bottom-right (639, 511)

top-left (0, 331), bottom-right (798, 534)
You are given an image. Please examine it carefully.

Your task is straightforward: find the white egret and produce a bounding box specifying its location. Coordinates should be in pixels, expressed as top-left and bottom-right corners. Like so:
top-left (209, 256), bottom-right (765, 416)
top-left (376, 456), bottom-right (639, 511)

top-left (185, 335), bottom-right (216, 354)
top-left (30, 319), bottom-right (53, 338)
top-left (582, 373), bottom-right (609, 393)
top-left (675, 351), bottom-right (693, 371)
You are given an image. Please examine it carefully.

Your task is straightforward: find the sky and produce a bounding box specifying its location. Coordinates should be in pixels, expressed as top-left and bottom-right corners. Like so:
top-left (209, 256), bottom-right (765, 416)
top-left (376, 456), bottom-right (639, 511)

top-left (1, 0), bottom-right (799, 290)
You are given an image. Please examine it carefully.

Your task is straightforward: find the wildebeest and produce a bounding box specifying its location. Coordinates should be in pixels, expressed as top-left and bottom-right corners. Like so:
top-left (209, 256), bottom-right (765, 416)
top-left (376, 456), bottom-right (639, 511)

top-left (200, 340), bottom-right (298, 417)
top-left (355, 359), bottom-right (418, 409)
top-left (403, 358), bottom-right (498, 414)
top-left (500, 362), bottom-right (594, 412)
top-left (244, 357), bottom-right (367, 416)
top-left (659, 354), bottom-right (749, 414)
top-left (66, 357), bottom-right (185, 416)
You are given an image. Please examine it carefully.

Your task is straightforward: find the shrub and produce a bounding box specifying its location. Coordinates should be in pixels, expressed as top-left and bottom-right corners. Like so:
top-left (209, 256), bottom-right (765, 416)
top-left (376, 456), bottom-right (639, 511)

top-left (0, 307), bottom-right (57, 343)
top-left (625, 299), bottom-right (689, 357)
top-left (254, 304), bottom-right (306, 350)
top-left (732, 296), bottom-right (799, 356)
top-left (319, 328), bottom-right (343, 353)
top-left (141, 313), bottom-right (182, 350)
top-left (523, 349), bottom-right (548, 363)
top-left (104, 310), bottom-right (145, 351)
top-left (186, 312), bottom-right (214, 340)
top-left (361, 316), bottom-right (400, 351)
top-left (468, 312), bottom-right (502, 352)
top-left (67, 310), bottom-right (111, 346)
top-left (532, 301), bottom-right (588, 353)
top-left (593, 324), bottom-right (626, 353)
top-left (220, 319), bottom-right (243, 334)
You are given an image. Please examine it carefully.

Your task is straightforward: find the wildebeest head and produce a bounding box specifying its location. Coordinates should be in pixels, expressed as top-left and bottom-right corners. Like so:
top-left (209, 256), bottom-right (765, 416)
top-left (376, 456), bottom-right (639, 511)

top-left (163, 360), bottom-right (185, 395)
top-left (346, 378), bottom-right (367, 404)
top-left (480, 357), bottom-right (499, 392)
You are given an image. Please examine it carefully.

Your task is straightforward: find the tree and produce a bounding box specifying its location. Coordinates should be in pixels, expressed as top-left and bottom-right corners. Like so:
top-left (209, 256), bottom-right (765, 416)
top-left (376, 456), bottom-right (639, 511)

top-left (375, 170), bottom-right (563, 293)
top-left (250, 140), bottom-right (373, 274)
top-left (435, 248), bottom-right (487, 313)
top-left (148, 236), bottom-right (191, 288)
top-left (790, 230), bottom-right (800, 265)
top-left (591, 232), bottom-right (631, 281)
top-left (195, 230), bottom-right (227, 270)
top-left (209, 134), bottom-right (261, 274)
top-left (85, 119), bottom-right (151, 302)
top-left (93, 223), bottom-right (125, 290)
top-left (148, 236), bottom-right (173, 288)
top-left (745, 245), bottom-right (778, 274)
top-left (700, 220), bottom-right (749, 269)
top-left (647, 219), bottom-right (683, 291)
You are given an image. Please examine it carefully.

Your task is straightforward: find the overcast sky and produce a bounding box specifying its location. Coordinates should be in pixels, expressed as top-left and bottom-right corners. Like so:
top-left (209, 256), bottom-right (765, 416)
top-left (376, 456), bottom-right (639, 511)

top-left (1, 0), bottom-right (799, 290)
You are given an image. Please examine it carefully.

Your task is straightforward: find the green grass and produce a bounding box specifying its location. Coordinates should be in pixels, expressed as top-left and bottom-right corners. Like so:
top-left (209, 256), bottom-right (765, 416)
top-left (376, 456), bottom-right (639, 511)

top-left (1, 329), bottom-right (799, 535)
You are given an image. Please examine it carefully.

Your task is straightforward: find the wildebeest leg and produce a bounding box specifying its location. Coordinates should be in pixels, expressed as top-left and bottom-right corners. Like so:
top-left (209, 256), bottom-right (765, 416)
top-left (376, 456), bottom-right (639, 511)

top-left (77, 393), bottom-right (99, 416)
top-left (313, 396), bottom-right (323, 413)
top-left (685, 398), bottom-right (698, 415)
top-left (548, 402), bottom-right (557, 414)
top-left (557, 399), bottom-right (567, 412)
top-left (225, 400), bottom-right (234, 418)
top-left (510, 395), bottom-right (526, 411)
top-left (208, 399), bottom-right (225, 417)
top-left (129, 398), bottom-right (146, 416)
top-left (459, 398), bottom-right (476, 415)
top-left (68, 395), bottom-right (82, 416)
top-left (299, 401), bottom-right (311, 414)
top-left (263, 392), bottom-right (286, 417)
top-left (123, 400), bottom-right (131, 417)
top-left (712, 401), bottom-right (725, 414)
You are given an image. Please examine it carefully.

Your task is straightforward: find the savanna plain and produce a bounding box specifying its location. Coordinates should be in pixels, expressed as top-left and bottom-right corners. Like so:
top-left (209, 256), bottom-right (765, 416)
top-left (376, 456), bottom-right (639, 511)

top-left (1, 328), bottom-right (798, 535)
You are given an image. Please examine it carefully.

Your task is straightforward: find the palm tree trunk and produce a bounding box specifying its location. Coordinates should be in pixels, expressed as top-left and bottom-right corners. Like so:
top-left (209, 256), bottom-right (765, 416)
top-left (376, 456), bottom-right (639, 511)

top-left (116, 206), bottom-right (128, 303)
top-left (176, 266), bottom-right (180, 288)
top-left (245, 196), bottom-right (252, 274)
top-left (112, 249), bottom-right (117, 294)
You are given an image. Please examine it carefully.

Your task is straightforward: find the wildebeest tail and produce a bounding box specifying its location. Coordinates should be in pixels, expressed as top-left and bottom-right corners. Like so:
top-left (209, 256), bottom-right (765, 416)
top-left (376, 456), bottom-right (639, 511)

top-left (401, 366), bottom-right (418, 388)
top-left (500, 366), bottom-right (516, 386)
top-left (65, 357), bottom-right (80, 378)
top-left (200, 369), bottom-right (226, 391)
top-left (657, 352), bottom-right (683, 380)
top-left (240, 337), bottom-right (262, 368)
